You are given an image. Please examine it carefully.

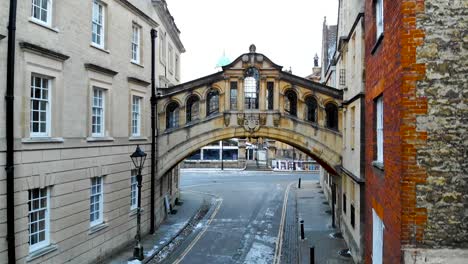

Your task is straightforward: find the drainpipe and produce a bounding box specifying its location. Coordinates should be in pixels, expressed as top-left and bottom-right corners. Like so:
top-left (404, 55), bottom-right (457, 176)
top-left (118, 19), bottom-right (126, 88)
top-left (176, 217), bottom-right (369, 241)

top-left (150, 29), bottom-right (158, 234)
top-left (5, 0), bottom-right (17, 263)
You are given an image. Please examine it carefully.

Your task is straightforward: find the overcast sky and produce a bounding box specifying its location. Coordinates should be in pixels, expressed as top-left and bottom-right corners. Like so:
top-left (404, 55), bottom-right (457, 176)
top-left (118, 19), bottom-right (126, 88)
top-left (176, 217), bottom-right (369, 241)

top-left (167, 0), bottom-right (338, 82)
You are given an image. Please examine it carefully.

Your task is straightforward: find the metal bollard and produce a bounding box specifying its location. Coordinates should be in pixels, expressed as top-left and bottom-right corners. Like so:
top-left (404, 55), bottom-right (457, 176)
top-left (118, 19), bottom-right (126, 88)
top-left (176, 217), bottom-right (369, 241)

top-left (310, 247), bottom-right (315, 264)
top-left (300, 219), bottom-right (305, 240)
top-left (298, 177), bottom-right (302, 189)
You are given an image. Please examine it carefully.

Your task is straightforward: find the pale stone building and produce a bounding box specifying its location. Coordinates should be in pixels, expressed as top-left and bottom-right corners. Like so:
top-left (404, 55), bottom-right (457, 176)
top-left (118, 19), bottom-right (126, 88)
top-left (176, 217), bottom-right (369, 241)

top-left (0, 0), bottom-right (183, 263)
top-left (334, 0), bottom-right (366, 262)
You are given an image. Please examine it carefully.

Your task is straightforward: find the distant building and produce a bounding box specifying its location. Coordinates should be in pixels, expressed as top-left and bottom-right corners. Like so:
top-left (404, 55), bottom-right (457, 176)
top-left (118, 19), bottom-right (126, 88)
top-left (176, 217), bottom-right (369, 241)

top-left (321, 17), bottom-right (337, 86)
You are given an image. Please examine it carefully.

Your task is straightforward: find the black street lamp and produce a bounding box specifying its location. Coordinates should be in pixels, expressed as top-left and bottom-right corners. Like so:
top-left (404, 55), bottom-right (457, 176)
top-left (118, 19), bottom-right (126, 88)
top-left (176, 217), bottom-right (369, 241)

top-left (130, 145), bottom-right (147, 261)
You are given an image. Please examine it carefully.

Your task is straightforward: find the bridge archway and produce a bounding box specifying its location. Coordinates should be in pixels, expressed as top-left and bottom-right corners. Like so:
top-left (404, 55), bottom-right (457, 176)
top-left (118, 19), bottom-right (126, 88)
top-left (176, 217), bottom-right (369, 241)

top-left (156, 45), bottom-right (343, 178)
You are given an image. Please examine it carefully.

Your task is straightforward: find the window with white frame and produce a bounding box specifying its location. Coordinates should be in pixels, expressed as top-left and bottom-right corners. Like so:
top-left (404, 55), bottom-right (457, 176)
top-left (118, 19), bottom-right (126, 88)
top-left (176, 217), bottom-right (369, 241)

top-left (372, 209), bottom-right (384, 264)
top-left (351, 106), bottom-right (356, 150)
top-left (131, 24), bottom-right (140, 63)
top-left (130, 169), bottom-right (138, 209)
top-left (92, 88), bottom-right (105, 137)
top-left (168, 44), bottom-right (174, 73)
top-left (376, 96), bottom-right (384, 163)
top-left (91, 0), bottom-right (105, 48)
top-left (159, 33), bottom-right (166, 64)
top-left (90, 177), bottom-right (104, 226)
top-left (31, 0), bottom-right (52, 25)
top-left (375, 0), bottom-right (384, 38)
top-left (30, 75), bottom-right (51, 137)
top-left (28, 188), bottom-right (49, 252)
top-left (175, 54), bottom-right (180, 80)
top-left (131, 96), bottom-right (141, 136)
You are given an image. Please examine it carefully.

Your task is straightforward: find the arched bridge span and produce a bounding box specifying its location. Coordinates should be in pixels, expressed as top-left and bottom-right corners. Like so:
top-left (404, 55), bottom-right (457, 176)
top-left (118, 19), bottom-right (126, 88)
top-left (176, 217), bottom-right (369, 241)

top-left (156, 45), bottom-right (343, 177)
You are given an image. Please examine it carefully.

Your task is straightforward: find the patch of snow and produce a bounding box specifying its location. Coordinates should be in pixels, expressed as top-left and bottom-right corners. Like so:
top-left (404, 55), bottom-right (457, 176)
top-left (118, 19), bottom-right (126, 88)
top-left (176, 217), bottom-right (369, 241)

top-left (127, 260), bottom-right (141, 264)
top-left (265, 208), bottom-right (275, 217)
top-left (195, 223), bottom-right (204, 229)
top-left (243, 242), bottom-right (274, 264)
top-left (255, 235), bottom-right (277, 244)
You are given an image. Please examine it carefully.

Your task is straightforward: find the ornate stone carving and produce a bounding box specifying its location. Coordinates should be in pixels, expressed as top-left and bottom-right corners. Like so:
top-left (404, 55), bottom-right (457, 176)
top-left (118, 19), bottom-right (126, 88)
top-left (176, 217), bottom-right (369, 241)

top-left (273, 113), bottom-right (280, 127)
top-left (243, 114), bottom-right (260, 134)
top-left (259, 113), bottom-right (267, 126)
top-left (224, 113), bottom-right (231, 127)
top-left (237, 113), bottom-right (245, 126)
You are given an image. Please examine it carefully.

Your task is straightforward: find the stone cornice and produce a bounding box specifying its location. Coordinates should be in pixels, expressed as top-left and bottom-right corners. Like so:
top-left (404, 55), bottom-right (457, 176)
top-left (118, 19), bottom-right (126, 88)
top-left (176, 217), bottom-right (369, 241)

top-left (19, 42), bottom-right (70, 61)
top-left (115, 0), bottom-right (159, 27)
top-left (84, 63), bottom-right (118, 76)
top-left (280, 71), bottom-right (343, 99)
top-left (152, 0), bottom-right (185, 52)
top-left (128, 77), bottom-right (151, 87)
top-left (339, 166), bottom-right (365, 184)
top-left (159, 72), bottom-right (224, 97)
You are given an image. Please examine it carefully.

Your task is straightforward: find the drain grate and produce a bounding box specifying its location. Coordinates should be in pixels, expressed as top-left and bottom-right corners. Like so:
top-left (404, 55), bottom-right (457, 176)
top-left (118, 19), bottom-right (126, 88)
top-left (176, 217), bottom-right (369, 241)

top-left (338, 249), bottom-right (352, 258)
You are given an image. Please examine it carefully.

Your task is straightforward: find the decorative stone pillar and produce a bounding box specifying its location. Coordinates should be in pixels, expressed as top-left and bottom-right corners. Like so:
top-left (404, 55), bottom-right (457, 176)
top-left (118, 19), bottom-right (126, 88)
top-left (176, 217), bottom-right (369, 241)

top-left (238, 138), bottom-right (247, 168)
top-left (266, 139), bottom-right (277, 169)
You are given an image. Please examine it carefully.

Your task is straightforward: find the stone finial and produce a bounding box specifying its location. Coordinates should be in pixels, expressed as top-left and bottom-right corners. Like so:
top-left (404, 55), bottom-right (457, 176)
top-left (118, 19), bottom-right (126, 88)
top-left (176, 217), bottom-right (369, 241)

top-left (249, 44), bottom-right (256, 53)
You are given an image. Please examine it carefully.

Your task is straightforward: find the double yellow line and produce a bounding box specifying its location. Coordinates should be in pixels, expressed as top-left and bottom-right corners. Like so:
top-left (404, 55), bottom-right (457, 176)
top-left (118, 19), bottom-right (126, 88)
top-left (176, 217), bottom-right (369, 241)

top-left (273, 181), bottom-right (295, 264)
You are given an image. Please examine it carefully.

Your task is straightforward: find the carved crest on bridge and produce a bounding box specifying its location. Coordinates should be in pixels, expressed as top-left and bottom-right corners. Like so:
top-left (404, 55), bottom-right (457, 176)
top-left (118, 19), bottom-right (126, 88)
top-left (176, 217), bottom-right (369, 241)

top-left (243, 114), bottom-right (261, 134)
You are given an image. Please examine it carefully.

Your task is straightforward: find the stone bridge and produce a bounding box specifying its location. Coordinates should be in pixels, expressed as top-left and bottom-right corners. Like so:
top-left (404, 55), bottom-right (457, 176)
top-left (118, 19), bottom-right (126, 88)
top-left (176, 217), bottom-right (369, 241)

top-left (156, 46), bottom-right (343, 177)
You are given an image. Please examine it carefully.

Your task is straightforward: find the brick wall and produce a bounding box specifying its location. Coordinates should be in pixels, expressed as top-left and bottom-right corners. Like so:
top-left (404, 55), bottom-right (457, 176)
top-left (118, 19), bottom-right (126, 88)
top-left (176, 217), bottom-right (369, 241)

top-left (366, 0), bottom-right (468, 262)
top-left (364, 0), bottom-right (406, 262)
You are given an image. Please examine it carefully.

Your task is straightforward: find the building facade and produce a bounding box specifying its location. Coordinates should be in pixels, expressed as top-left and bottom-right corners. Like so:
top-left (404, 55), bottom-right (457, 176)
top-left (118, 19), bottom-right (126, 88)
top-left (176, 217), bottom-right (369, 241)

top-left (364, 0), bottom-right (468, 263)
top-left (334, 0), bottom-right (366, 263)
top-left (0, 0), bottom-right (183, 263)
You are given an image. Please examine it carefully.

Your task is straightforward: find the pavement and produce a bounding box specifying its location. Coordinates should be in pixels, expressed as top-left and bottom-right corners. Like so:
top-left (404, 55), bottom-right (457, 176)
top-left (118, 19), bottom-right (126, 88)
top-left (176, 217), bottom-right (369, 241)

top-left (294, 180), bottom-right (354, 264)
top-left (104, 190), bottom-right (209, 264)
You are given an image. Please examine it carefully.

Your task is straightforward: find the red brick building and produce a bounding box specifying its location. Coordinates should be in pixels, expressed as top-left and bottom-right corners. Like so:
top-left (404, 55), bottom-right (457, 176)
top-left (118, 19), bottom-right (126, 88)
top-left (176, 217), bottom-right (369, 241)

top-left (364, 0), bottom-right (468, 263)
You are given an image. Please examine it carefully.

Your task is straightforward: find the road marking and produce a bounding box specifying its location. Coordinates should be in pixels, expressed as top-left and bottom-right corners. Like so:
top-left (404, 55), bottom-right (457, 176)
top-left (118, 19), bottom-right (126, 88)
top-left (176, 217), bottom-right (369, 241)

top-left (273, 181), bottom-right (294, 264)
top-left (172, 192), bottom-right (223, 264)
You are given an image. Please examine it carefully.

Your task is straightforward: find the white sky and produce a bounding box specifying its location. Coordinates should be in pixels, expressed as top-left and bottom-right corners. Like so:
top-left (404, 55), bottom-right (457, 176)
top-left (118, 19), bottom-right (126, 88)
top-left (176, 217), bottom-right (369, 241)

top-left (167, 0), bottom-right (338, 83)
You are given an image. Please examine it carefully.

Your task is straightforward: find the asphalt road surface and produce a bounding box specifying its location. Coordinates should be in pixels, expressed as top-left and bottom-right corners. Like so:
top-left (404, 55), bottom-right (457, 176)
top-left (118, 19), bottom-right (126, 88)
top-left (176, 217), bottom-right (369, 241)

top-left (171, 170), bottom-right (319, 264)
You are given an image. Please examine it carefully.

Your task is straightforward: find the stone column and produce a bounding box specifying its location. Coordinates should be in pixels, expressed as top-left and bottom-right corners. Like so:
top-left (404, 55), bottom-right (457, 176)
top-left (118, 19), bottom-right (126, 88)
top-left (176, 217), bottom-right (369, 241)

top-left (273, 79), bottom-right (280, 111)
top-left (238, 77), bottom-right (244, 111)
top-left (238, 138), bottom-right (247, 168)
top-left (266, 139), bottom-right (277, 169)
top-left (259, 77), bottom-right (267, 111)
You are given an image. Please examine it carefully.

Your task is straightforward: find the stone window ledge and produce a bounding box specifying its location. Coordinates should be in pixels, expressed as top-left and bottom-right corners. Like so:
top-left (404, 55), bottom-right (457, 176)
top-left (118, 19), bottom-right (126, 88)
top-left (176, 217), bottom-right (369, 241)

top-left (26, 244), bottom-right (58, 262)
top-left (129, 136), bottom-right (148, 141)
top-left (90, 43), bottom-right (110, 54)
top-left (86, 136), bottom-right (115, 142)
top-left (89, 222), bottom-right (108, 235)
top-left (131, 61), bottom-right (144, 68)
top-left (22, 137), bottom-right (64, 144)
top-left (129, 208), bottom-right (144, 217)
top-left (372, 161), bottom-right (384, 171)
top-left (28, 18), bottom-right (59, 33)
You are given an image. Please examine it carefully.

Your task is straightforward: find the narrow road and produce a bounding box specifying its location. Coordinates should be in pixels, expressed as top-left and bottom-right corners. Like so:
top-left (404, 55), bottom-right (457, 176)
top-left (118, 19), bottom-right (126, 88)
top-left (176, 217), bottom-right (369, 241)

top-left (171, 170), bottom-right (319, 264)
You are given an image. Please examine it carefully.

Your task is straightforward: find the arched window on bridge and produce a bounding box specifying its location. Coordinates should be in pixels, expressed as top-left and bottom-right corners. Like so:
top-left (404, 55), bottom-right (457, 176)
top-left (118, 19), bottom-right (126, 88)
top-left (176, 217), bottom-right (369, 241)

top-left (166, 101), bottom-right (179, 130)
top-left (305, 96), bottom-right (318, 123)
top-left (284, 90), bottom-right (297, 116)
top-left (325, 102), bottom-right (338, 130)
top-left (244, 67), bottom-right (259, 109)
top-left (186, 95), bottom-right (200, 123)
top-left (206, 89), bottom-right (219, 116)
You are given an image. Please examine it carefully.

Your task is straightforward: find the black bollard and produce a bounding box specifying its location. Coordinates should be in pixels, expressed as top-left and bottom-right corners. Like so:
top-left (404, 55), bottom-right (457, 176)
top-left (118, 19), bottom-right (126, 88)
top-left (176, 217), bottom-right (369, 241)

top-left (310, 247), bottom-right (315, 264)
top-left (298, 177), bottom-right (302, 189)
top-left (300, 219), bottom-right (305, 240)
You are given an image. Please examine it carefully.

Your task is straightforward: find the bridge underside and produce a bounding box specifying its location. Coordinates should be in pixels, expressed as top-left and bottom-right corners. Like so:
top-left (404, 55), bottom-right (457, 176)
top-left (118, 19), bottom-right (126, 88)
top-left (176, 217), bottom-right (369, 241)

top-left (157, 112), bottom-right (342, 178)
